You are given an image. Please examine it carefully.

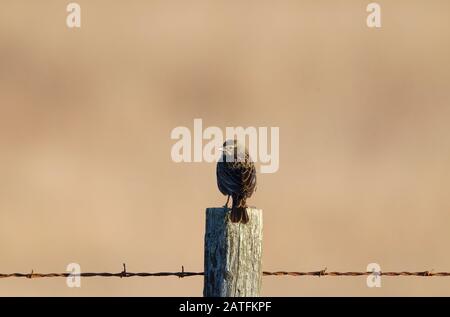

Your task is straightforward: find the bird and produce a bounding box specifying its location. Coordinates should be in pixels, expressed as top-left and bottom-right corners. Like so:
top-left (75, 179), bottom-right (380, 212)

top-left (216, 139), bottom-right (257, 224)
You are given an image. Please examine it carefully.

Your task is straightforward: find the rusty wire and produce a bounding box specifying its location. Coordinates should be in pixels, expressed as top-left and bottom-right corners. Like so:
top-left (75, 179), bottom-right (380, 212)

top-left (262, 269), bottom-right (450, 277)
top-left (1, 264), bottom-right (450, 279)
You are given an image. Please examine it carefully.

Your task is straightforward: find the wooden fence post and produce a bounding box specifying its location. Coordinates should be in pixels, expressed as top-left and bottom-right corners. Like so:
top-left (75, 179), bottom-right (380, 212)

top-left (203, 207), bottom-right (263, 297)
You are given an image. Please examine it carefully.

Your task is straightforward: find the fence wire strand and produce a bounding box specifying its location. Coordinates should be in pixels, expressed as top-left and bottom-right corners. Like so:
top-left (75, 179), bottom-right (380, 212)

top-left (1, 265), bottom-right (450, 279)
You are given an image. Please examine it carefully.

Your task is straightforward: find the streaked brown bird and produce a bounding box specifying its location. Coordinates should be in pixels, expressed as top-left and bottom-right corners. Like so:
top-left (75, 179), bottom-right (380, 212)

top-left (216, 139), bottom-right (257, 224)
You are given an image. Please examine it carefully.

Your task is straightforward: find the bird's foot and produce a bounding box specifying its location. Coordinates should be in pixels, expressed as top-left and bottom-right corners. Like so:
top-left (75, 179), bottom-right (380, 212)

top-left (223, 195), bottom-right (231, 210)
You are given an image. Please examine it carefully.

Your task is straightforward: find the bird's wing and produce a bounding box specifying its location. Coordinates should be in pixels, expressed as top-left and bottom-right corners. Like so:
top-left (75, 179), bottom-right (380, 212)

top-left (241, 164), bottom-right (257, 197)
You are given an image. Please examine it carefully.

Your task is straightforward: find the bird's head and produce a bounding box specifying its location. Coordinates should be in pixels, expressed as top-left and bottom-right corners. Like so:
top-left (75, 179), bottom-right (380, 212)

top-left (220, 139), bottom-right (246, 162)
top-left (220, 139), bottom-right (238, 156)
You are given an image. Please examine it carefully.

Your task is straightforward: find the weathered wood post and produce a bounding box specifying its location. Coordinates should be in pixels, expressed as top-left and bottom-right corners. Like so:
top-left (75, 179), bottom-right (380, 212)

top-left (203, 207), bottom-right (263, 297)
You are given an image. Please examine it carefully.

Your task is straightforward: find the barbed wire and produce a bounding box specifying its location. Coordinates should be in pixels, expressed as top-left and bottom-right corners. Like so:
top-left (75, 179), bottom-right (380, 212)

top-left (262, 270), bottom-right (450, 277)
top-left (1, 264), bottom-right (450, 279)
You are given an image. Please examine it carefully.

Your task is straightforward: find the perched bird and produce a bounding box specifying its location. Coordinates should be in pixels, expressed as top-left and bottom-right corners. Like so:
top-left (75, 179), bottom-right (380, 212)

top-left (216, 139), bottom-right (257, 224)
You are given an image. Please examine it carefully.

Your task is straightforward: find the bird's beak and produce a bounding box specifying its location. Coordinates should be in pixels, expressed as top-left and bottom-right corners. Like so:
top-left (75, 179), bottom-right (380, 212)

top-left (218, 147), bottom-right (224, 152)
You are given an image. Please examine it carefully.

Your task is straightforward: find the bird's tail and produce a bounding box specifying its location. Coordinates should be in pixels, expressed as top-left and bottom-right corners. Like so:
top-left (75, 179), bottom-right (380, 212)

top-left (230, 198), bottom-right (249, 224)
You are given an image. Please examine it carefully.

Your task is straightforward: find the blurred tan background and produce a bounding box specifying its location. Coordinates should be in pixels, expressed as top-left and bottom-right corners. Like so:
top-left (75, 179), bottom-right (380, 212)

top-left (1, 0), bottom-right (450, 296)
